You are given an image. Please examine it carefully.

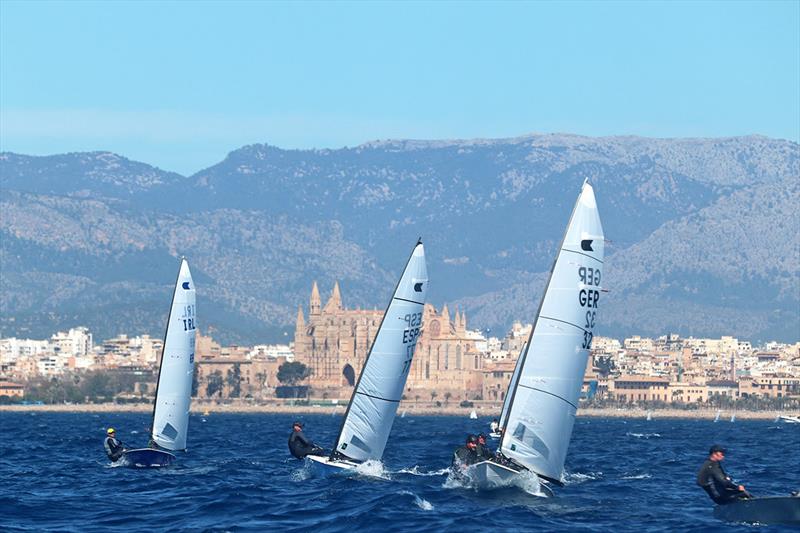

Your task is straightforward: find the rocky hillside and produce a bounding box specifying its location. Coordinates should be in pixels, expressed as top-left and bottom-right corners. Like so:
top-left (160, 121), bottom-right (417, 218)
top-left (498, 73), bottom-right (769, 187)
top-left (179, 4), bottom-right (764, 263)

top-left (1, 134), bottom-right (797, 343)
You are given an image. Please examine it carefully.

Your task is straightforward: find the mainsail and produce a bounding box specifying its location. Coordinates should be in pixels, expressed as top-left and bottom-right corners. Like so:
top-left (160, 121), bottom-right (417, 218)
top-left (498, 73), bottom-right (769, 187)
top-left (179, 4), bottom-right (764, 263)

top-left (151, 258), bottom-right (197, 451)
top-left (497, 342), bottom-right (526, 431)
top-left (332, 241), bottom-right (428, 462)
top-left (499, 181), bottom-right (604, 484)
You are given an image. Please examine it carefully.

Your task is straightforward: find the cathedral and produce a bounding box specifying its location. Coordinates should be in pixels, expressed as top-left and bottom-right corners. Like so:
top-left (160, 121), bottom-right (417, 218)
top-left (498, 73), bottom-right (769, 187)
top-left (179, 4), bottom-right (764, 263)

top-left (293, 282), bottom-right (485, 401)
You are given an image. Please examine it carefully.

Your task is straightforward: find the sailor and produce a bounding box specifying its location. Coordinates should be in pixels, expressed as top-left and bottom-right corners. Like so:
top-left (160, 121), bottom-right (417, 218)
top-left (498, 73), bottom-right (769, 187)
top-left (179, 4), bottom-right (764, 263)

top-left (490, 419), bottom-right (499, 433)
top-left (475, 433), bottom-right (492, 460)
top-left (452, 434), bottom-right (479, 469)
top-left (697, 444), bottom-right (752, 504)
top-left (104, 428), bottom-right (125, 461)
top-left (288, 421), bottom-right (325, 459)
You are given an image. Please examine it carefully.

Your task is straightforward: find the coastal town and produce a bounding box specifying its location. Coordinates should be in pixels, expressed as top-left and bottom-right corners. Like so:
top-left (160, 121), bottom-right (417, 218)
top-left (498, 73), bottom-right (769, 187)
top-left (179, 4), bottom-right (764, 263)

top-left (2, 283), bottom-right (798, 410)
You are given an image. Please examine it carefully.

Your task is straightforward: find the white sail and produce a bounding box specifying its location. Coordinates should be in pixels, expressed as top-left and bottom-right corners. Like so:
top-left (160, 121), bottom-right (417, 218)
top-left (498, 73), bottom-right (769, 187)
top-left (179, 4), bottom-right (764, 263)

top-left (151, 259), bottom-right (196, 451)
top-left (499, 181), bottom-right (604, 483)
top-left (333, 241), bottom-right (428, 462)
top-left (498, 342), bottom-right (526, 430)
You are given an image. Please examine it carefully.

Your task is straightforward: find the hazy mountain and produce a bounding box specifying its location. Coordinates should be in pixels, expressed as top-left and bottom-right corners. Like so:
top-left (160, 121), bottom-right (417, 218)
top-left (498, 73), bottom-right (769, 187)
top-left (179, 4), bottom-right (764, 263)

top-left (1, 134), bottom-right (798, 343)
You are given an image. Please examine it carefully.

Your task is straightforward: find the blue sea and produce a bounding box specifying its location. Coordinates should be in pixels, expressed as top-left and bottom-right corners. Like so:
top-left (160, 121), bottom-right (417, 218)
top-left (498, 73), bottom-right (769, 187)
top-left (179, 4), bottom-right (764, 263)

top-left (1, 412), bottom-right (798, 532)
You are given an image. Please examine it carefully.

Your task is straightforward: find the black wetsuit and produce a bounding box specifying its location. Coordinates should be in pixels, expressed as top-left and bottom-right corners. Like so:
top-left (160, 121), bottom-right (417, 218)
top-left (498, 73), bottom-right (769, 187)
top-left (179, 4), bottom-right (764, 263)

top-left (288, 430), bottom-right (324, 459)
top-left (104, 436), bottom-right (124, 461)
top-left (696, 459), bottom-right (749, 505)
top-left (475, 442), bottom-right (492, 461)
top-left (452, 446), bottom-right (478, 468)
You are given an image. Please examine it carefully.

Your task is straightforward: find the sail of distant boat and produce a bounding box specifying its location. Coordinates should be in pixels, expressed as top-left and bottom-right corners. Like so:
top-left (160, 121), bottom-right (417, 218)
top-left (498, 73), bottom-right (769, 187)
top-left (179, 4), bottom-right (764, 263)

top-left (714, 410), bottom-right (721, 422)
top-left (120, 258), bottom-right (196, 467)
top-left (311, 240), bottom-right (427, 467)
top-left (481, 180), bottom-right (604, 488)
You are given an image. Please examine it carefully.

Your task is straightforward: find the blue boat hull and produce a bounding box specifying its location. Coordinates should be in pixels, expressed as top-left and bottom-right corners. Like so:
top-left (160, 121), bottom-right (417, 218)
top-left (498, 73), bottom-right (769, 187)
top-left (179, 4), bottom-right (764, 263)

top-left (713, 496), bottom-right (800, 525)
top-left (119, 448), bottom-right (176, 468)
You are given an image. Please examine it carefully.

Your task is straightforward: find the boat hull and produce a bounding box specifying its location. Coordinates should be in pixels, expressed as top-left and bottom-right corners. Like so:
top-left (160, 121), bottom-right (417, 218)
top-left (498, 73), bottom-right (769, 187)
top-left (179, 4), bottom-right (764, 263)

top-left (306, 455), bottom-right (360, 472)
top-left (713, 496), bottom-right (800, 525)
top-left (466, 460), bottom-right (553, 496)
top-left (119, 448), bottom-right (176, 468)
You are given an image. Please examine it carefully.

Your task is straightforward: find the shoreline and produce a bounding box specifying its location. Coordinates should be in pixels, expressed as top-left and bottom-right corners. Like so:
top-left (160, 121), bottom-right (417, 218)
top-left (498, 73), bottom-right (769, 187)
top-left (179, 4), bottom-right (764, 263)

top-left (0, 403), bottom-right (788, 420)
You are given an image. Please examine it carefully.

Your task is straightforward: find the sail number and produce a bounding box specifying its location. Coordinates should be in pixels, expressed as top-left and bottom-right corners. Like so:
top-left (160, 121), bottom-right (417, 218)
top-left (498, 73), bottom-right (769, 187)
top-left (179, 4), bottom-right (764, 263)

top-left (400, 312), bottom-right (423, 376)
top-left (402, 312), bottom-right (422, 344)
top-left (577, 266), bottom-right (601, 349)
top-left (181, 304), bottom-right (196, 331)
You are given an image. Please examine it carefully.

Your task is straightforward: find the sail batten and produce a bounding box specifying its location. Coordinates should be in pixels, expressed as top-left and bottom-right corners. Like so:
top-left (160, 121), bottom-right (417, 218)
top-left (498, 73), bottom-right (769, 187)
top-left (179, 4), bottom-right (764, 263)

top-left (499, 182), bottom-right (604, 482)
top-left (151, 259), bottom-right (196, 452)
top-left (332, 242), bottom-right (428, 462)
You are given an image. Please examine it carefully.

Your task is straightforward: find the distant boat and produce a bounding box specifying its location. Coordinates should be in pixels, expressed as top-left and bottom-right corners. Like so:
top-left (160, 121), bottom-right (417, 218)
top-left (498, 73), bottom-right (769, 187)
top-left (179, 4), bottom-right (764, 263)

top-left (469, 181), bottom-right (604, 493)
top-left (119, 259), bottom-right (196, 468)
top-left (308, 241), bottom-right (427, 472)
top-left (646, 411), bottom-right (653, 421)
top-left (779, 415), bottom-right (800, 424)
top-left (469, 410), bottom-right (478, 420)
top-left (714, 410), bottom-right (721, 423)
top-left (400, 410), bottom-right (407, 418)
top-left (730, 413), bottom-right (736, 423)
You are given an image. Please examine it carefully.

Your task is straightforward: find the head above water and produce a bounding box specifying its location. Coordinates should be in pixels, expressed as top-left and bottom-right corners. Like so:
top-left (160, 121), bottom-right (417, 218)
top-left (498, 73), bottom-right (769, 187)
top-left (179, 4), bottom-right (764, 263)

top-left (709, 444), bottom-right (726, 460)
top-left (292, 421), bottom-right (304, 431)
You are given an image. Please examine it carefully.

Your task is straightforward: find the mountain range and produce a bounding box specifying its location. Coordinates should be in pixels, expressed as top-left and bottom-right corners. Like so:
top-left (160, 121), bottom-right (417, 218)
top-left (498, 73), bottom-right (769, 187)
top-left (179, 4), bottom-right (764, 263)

top-left (1, 133), bottom-right (798, 344)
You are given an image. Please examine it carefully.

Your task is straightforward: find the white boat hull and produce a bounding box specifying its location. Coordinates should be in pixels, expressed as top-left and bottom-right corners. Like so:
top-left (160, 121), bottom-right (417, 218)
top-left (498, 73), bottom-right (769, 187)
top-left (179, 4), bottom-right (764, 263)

top-left (779, 415), bottom-right (800, 424)
top-left (306, 454), bottom-right (361, 471)
top-left (469, 460), bottom-right (520, 486)
top-left (489, 432), bottom-right (501, 439)
top-left (465, 460), bottom-right (553, 496)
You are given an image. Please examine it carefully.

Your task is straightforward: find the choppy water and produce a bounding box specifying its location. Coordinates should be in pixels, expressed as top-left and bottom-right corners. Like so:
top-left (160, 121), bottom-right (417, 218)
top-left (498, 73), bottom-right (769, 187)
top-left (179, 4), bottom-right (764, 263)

top-left (1, 412), bottom-right (798, 532)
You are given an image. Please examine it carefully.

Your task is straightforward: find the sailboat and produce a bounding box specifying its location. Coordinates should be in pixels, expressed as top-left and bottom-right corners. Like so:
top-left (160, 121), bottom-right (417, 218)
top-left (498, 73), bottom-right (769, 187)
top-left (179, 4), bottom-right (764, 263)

top-left (468, 180), bottom-right (604, 492)
top-left (714, 410), bottom-right (721, 423)
top-left (469, 410), bottom-right (478, 420)
top-left (120, 258), bottom-right (196, 467)
top-left (647, 410), bottom-right (653, 421)
top-left (730, 413), bottom-right (736, 423)
top-left (308, 240), bottom-right (428, 471)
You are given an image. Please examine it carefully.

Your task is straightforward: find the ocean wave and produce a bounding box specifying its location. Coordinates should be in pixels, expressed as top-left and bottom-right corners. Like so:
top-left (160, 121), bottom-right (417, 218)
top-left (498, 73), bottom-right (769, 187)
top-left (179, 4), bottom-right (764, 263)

top-left (625, 432), bottom-right (662, 439)
top-left (620, 473), bottom-right (652, 480)
top-left (395, 465), bottom-right (450, 477)
top-left (398, 490), bottom-right (434, 511)
top-left (563, 471), bottom-right (603, 484)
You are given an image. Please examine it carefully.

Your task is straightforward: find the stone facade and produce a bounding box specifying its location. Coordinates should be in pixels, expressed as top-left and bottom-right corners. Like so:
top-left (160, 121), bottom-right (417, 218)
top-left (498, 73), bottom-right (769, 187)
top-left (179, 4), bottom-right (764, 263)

top-left (294, 282), bottom-right (484, 401)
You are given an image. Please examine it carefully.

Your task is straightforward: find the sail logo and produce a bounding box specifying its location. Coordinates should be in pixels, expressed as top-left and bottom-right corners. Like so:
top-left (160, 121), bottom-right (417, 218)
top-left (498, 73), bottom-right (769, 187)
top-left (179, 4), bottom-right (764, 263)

top-left (414, 282), bottom-right (424, 292)
top-left (581, 239), bottom-right (594, 251)
top-left (182, 282), bottom-right (191, 290)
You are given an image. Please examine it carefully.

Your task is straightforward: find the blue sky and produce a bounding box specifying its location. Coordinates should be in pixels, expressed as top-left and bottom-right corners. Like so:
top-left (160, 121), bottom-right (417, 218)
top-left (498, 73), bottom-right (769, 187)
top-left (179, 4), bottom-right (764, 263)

top-left (1, 0), bottom-right (798, 174)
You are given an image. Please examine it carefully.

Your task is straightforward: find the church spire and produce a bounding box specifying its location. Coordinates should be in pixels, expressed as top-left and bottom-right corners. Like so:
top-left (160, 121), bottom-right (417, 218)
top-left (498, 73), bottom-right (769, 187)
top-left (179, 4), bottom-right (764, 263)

top-left (324, 281), bottom-right (343, 312)
top-left (310, 281), bottom-right (321, 316)
top-left (441, 303), bottom-right (450, 324)
top-left (296, 305), bottom-right (306, 328)
top-left (331, 281), bottom-right (342, 308)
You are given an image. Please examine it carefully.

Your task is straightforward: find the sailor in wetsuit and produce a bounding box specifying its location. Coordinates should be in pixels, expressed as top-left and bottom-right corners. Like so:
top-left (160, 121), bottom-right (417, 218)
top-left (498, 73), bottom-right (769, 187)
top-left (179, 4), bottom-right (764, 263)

top-left (697, 444), bottom-right (752, 504)
top-left (104, 428), bottom-right (125, 461)
top-left (452, 434), bottom-right (480, 470)
top-left (475, 433), bottom-right (492, 460)
top-left (288, 421), bottom-right (325, 459)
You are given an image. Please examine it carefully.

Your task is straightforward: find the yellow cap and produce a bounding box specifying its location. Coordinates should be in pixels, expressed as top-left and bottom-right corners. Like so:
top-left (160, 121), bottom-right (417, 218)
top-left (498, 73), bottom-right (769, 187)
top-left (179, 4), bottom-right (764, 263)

top-left (107, 428), bottom-right (115, 434)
